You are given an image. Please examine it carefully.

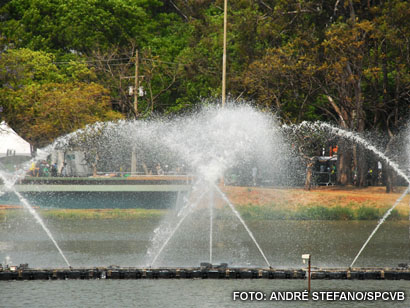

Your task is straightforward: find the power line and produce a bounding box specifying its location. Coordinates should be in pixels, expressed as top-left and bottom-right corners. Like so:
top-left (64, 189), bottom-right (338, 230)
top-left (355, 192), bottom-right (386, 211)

top-left (140, 58), bottom-right (182, 65)
top-left (52, 57), bottom-right (132, 64)
top-left (5, 54), bottom-right (224, 73)
top-left (51, 56), bottom-right (184, 66)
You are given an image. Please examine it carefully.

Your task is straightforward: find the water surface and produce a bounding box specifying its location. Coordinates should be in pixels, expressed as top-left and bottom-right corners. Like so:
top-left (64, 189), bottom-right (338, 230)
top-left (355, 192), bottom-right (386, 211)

top-left (0, 279), bottom-right (408, 307)
top-left (1, 213), bottom-right (409, 268)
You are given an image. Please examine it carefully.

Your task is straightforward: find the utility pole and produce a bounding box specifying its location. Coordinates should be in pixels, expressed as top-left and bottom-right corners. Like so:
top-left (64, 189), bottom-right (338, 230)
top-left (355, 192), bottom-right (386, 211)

top-left (134, 49), bottom-right (139, 117)
top-left (131, 49), bottom-right (139, 175)
top-left (221, 0), bottom-right (227, 107)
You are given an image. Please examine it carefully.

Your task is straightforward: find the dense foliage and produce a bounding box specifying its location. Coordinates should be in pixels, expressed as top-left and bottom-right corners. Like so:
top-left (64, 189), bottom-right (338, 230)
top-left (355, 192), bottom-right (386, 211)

top-left (1, 0), bottom-right (409, 186)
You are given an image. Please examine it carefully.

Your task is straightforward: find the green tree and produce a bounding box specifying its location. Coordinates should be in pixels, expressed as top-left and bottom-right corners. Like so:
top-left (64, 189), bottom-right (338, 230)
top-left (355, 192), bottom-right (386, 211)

top-left (0, 48), bottom-right (123, 149)
top-left (1, 82), bottom-right (122, 149)
top-left (0, 0), bottom-right (170, 53)
top-left (0, 48), bottom-right (94, 88)
top-left (242, 41), bottom-right (319, 123)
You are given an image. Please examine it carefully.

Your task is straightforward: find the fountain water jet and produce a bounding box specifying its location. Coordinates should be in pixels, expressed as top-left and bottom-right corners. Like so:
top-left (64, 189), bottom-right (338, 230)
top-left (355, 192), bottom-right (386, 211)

top-left (0, 171), bottom-right (70, 267)
top-left (313, 122), bottom-right (410, 267)
top-left (213, 184), bottom-right (271, 268)
top-left (287, 121), bottom-right (410, 267)
top-left (292, 121), bottom-right (410, 185)
top-left (209, 189), bottom-right (214, 264)
top-left (149, 185), bottom-right (209, 267)
top-left (350, 186), bottom-right (410, 268)
top-left (149, 181), bottom-right (273, 268)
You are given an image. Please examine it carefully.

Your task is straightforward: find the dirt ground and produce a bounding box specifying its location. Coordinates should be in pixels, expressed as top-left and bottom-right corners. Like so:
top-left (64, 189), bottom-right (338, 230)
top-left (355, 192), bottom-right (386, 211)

top-left (221, 185), bottom-right (410, 215)
top-left (0, 205), bottom-right (24, 209)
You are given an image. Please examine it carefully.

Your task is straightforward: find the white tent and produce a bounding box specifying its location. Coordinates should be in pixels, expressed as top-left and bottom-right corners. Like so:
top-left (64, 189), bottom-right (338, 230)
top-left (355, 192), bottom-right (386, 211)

top-left (0, 121), bottom-right (31, 157)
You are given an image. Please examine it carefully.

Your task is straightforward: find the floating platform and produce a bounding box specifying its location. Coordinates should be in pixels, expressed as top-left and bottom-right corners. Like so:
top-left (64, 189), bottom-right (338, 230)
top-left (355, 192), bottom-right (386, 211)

top-left (1, 265), bottom-right (410, 281)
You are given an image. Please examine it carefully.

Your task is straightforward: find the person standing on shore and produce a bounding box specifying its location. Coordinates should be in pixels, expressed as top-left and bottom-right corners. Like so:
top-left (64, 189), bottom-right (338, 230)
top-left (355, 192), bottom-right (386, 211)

top-left (51, 163), bottom-right (58, 177)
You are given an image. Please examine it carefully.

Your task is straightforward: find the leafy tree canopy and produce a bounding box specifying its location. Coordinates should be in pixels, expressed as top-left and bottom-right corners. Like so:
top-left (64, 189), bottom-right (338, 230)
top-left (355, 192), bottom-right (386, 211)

top-left (0, 0), bottom-right (178, 53)
top-left (0, 48), bottom-right (123, 148)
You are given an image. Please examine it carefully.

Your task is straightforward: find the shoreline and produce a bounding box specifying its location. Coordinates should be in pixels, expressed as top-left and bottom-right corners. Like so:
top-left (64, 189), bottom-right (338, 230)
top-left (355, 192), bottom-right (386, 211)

top-left (1, 186), bottom-right (408, 221)
top-left (223, 185), bottom-right (409, 220)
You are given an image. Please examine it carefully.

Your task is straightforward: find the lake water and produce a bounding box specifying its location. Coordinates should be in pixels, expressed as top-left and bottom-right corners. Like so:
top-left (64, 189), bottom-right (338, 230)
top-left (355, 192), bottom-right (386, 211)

top-left (1, 279), bottom-right (409, 307)
top-left (1, 212), bottom-right (409, 268)
top-left (1, 213), bottom-right (410, 307)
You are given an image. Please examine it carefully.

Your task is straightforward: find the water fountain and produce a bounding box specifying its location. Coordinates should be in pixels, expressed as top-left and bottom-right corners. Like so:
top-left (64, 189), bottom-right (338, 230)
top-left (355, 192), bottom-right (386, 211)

top-left (1, 104), bottom-right (410, 279)
top-left (1, 105), bottom-right (291, 269)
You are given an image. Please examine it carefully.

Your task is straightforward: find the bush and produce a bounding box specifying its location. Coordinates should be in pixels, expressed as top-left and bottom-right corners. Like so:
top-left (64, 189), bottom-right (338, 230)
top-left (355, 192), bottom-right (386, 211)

top-left (238, 204), bottom-right (288, 220)
top-left (296, 206), bottom-right (354, 220)
top-left (387, 209), bottom-right (401, 220)
top-left (356, 207), bottom-right (380, 220)
top-left (297, 206), bottom-right (331, 220)
top-left (330, 206), bottom-right (354, 220)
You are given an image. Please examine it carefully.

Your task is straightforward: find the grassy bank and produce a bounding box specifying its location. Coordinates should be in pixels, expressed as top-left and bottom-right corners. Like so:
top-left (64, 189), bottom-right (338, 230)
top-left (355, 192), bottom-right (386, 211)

top-left (0, 204), bottom-right (404, 221)
top-left (0, 208), bottom-right (165, 221)
top-left (1, 186), bottom-right (408, 221)
top-left (237, 203), bottom-right (402, 220)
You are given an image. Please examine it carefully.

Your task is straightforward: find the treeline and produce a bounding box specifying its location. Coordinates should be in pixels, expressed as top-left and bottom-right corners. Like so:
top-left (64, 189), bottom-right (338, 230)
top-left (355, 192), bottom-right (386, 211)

top-left (1, 0), bottom-right (409, 187)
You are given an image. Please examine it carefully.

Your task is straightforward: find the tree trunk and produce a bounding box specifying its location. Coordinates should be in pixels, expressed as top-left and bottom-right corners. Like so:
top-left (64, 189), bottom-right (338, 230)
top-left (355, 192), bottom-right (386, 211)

top-left (304, 159), bottom-right (315, 190)
top-left (142, 162), bottom-right (149, 175)
top-left (385, 166), bottom-right (395, 193)
top-left (337, 140), bottom-right (352, 185)
top-left (92, 153), bottom-right (99, 177)
top-left (356, 145), bottom-right (368, 187)
top-left (30, 144), bottom-right (37, 157)
top-left (384, 137), bottom-right (396, 193)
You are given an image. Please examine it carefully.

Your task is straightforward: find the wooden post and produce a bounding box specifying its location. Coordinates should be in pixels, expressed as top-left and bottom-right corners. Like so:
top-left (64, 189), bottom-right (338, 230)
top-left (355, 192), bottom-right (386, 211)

top-left (308, 257), bottom-right (311, 294)
top-left (302, 254), bottom-right (311, 295)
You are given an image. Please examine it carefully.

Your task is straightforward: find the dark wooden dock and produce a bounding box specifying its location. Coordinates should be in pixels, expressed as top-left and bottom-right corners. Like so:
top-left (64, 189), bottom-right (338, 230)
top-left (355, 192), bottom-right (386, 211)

top-left (1, 265), bottom-right (410, 280)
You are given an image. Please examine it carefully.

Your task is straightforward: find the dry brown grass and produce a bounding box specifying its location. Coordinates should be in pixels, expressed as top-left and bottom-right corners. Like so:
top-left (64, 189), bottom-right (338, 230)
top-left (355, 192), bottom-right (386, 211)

top-left (1, 186), bottom-right (408, 220)
top-left (221, 185), bottom-right (410, 216)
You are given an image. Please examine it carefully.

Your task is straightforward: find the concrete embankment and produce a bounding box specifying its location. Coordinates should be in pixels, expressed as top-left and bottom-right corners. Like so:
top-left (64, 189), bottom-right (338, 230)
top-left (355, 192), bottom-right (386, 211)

top-left (0, 176), bottom-right (193, 209)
